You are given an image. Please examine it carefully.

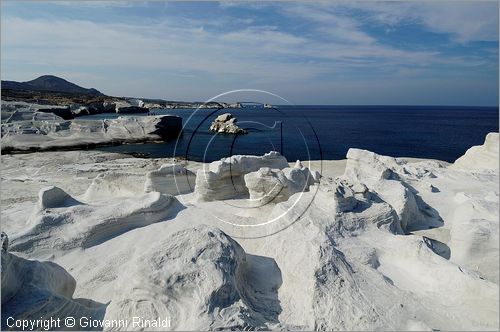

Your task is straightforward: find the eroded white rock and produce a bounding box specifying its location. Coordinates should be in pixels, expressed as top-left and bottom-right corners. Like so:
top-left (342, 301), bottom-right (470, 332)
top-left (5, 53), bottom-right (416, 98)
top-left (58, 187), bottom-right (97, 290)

top-left (452, 132), bottom-right (499, 171)
top-left (1, 134), bottom-right (498, 331)
top-left (84, 172), bottom-right (145, 201)
top-left (12, 190), bottom-right (177, 252)
top-left (343, 148), bottom-right (441, 232)
top-left (2, 113), bottom-right (182, 152)
top-left (449, 192), bottom-right (499, 282)
top-left (144, 164), bottom-right (196, 195)
top-left (195, 151), bottom-right (288, 201)
top-left (244, 163), bottom-right (316, 205)
top-left (104, 225), bottom-right (277, 330)
top-left (1, 250), bottom-right (104, 330)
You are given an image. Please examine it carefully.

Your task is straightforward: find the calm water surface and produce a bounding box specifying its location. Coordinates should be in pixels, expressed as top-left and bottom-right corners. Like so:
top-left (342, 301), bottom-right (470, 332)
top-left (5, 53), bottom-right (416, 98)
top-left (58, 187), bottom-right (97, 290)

top-left (88, 105), bottom-right (499, 162)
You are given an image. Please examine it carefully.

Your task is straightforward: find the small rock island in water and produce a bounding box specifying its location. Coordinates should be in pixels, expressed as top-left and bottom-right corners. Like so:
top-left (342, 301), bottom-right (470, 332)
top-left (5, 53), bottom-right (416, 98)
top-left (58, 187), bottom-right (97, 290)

top-left (209, 113), bottom-right (247, 134)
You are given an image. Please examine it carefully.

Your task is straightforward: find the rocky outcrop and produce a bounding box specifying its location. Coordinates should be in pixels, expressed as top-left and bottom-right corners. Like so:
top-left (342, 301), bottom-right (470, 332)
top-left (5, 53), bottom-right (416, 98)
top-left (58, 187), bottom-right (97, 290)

top-left (2, 101), bottom-right (74, 120)
top-left (1, 104), bottom-right (70, 136)
top-left (116, 106), bottom-right (149, 114)
top-left (104, 225), bottom-right (270, 330)
top-left (83, 172), bottom-right (146, 201)
top-left (1, 108), bottom-right (182, 152)
top-left (1, 248), bottom-right (105, 330)
top-left (113, 100), bottom-right (148, 114)
top-left (82, 163), bottom-right (196, 201)
top-left (244, 161), bottom-right (318, 205)
top-left (10, 188), bottom-right (177, 252)
top-left (194, 151), bottom-right (288, 201)
top-left (69, 101), bottom-right (116, 116)
top-left (343, 148), bottom-right (444, 232)
top-left (36, 106), bottom-right (74, 120)
top-left (37, 186), bottom-right (75, 210)
top-left (449, 193), bottom-right (499, 282)
top-left (209, 113), bottom-right (247, 134)
top-left (144, 164), bottom-right (196, 195)
top-left (452, 132), bottom-right (499, 171)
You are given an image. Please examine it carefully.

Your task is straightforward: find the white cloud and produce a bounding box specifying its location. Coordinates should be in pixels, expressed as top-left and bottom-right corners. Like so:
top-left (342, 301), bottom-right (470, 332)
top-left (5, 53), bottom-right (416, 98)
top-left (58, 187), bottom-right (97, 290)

top-left (46, 1), bottom-right (140, 8)
top-left (1, 1), bottom-right (497, 102)
top-left (420, 2), bottom-right (498, 42)
top-left (335, 1), bottom-right (499, 43)
top-left (1, 15), bottom-right (440, 83)
top-left (282, 4), bottom-right (377, 45)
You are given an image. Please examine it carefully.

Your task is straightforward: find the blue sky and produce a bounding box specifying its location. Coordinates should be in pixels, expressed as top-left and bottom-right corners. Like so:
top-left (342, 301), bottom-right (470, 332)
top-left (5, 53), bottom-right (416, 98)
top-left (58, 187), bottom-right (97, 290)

top-left (1, 1), bottom-right (498, 105)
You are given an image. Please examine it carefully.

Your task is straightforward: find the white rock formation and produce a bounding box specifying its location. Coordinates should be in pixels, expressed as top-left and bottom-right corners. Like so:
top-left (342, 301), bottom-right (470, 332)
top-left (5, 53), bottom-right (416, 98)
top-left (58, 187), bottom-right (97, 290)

top-left (452, 132), bottom-right (499, 171)
top-left (104, 225), bottom-right (279, 330)
top-left (1, 105), bottom-right (70, 136)
top-left (195, 151), bottom-right (288, 201)
top-left (1, 133), bottom-right (498, 331)
top-left (113, 100), bottom-right (130, 109)
top-left (1, 106), bottom-right (182, 152)
top-left (250, 148), bottom-right (498, 329)
top-left (81, 164), bottom-right (196, 201)
top-left (10, 187), bottom-right (177, 252)
top-left (344, 148), bottom-right (444, 232)
top-left (144, 164), bottom-right (196, 195)
top-left (449, 194), bottom-right (499, 282)
top-left (128, 99), bottom-right (145, 107)
top-left (1, 248), bottom-right (105, 330)
top-left (244, 161), bottom-right (317, 205)
top-left (209, 113), bottom-right (247, 134)
top-left (83, 172), bottom-right (146, 201)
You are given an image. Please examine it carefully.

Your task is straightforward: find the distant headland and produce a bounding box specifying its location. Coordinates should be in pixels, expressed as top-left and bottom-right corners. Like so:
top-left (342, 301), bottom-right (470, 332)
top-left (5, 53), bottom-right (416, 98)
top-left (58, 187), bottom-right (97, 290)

top-left (1, 75), bottom-right (241, 115)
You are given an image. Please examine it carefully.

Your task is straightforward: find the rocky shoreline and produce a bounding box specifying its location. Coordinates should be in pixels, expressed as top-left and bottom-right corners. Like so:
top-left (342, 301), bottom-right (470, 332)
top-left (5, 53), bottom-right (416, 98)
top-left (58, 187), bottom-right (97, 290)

top-left (1, 101), bottom-right (183, 153)
top-left (1, 133), bottom-right (498, 330)
top-left (2, 88), bottom-right (242, 119)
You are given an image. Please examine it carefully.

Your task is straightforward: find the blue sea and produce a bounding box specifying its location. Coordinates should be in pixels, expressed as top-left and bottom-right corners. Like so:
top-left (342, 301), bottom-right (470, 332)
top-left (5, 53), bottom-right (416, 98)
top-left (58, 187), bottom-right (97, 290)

top-left (88, 105), bottom-right (499, 163)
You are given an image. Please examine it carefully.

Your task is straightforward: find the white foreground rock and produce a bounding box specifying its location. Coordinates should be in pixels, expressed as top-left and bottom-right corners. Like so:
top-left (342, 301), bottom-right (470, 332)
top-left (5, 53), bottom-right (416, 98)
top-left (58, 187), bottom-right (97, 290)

top-left (11, 187), bottom-right (178, 253)
top-left (244, 161), bottom-right (317, 205)
top-left (194, 151), bottom-right (288, 201)
top-left (344, 148), bottom-right (446, 232)
top-left (1, 133), bottom-right (498, 330)
top-left (104, 225), bottom-right (281, 330)
top-left (1, 249), bottom-right (105, 331)
top-left (144, 164), bottom-right (196, 195)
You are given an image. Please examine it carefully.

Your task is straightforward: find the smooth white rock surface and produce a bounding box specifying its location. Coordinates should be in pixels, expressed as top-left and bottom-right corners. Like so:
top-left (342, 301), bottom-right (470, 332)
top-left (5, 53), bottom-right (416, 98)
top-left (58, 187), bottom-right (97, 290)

top-left (194, 151), bottom-right (288, 201)
top-left (1, 104), bottom-right (181, 151)
top-left (1, 133), bottom-right (498, 330)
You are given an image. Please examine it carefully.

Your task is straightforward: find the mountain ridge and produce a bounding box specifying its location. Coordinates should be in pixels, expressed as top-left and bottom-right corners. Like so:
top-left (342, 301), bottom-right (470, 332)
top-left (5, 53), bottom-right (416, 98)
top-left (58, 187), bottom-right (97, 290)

top-left (1, 75), bottom-right (103, 96)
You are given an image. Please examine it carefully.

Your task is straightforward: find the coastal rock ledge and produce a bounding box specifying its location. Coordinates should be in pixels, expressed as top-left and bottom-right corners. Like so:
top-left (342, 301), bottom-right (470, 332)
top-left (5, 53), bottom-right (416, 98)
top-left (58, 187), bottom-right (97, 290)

top-left (1, 106), bottom-right (182, 152)
top-left (209, 113), bottom-right (247, 134)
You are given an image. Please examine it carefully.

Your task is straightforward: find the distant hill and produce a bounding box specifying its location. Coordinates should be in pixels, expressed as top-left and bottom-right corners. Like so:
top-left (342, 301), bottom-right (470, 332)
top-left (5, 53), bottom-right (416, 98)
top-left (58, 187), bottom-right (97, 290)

top-left (1, 75), bottom-right (103, 96)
